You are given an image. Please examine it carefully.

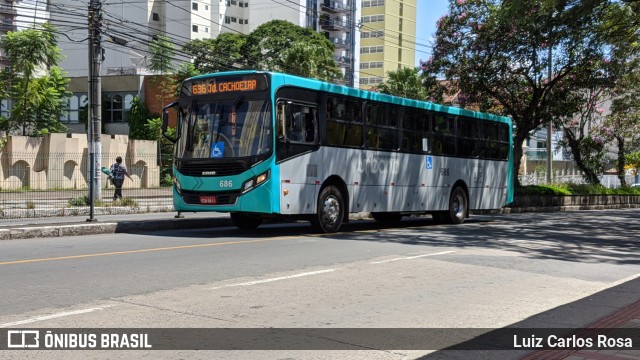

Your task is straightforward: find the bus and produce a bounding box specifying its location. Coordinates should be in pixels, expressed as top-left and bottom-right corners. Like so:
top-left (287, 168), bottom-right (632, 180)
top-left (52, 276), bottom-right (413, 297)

top-left (162, 71), bottom-right (514, 233)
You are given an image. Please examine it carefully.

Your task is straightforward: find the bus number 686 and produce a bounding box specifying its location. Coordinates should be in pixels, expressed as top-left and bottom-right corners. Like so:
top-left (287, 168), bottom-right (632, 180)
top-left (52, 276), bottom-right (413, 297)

top-left (219, 180), bottom-right (233, 188)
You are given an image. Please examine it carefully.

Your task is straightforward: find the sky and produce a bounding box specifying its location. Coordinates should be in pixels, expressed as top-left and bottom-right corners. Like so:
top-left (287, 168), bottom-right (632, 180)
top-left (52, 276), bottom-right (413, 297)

top-left (414, 0), bottom-right (451, 66)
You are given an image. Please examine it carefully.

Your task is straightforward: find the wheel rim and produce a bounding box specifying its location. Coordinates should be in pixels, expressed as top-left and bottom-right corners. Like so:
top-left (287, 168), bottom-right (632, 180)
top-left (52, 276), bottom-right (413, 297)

top-left (452, 192), bottom-right (465, 219)
top-left (321, 195), bottom-right (340, 227)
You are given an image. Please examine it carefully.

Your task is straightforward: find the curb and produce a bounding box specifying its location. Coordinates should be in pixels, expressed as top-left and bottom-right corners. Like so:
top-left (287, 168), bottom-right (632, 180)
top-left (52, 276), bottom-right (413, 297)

top-left (0, 205), bottom-right (638, 241)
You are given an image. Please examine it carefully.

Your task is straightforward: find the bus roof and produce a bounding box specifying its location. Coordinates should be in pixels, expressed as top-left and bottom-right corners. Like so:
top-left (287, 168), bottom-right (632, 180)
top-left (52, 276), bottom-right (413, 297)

top-left (187, 70), bottom-right (512, 124)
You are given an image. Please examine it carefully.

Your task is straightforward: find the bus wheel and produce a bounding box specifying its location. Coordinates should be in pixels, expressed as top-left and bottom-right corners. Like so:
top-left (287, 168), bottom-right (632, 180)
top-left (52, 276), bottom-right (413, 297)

top-left (371, 212), bottom-right (403, 224)
top-left (311, 185), bottom-right (344, 233)
top-left (230, 212), bottom-right (262, 229)
top-left (446, 186), bottom-right (468, 224)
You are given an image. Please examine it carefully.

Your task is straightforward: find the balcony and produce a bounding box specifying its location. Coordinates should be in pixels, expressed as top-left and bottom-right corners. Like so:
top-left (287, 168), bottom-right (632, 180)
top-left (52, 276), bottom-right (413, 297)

top-left (0, 5), bottom-right (16, 15)
top-left (333, 55), bottom-right (351, 66)
top-left (330, 37), bottom-right (350, 48)
top-left (321, 0), bottom-right (349, 13)
top-left (320, 18), bottom-right (348, 31)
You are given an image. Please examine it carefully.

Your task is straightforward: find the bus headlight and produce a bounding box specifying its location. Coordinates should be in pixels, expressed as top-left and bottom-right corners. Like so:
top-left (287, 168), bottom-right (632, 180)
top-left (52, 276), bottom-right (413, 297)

top-left (242, 170), bottom-right (269, 193)
top-left (173, 177), bottom-right (182, 194)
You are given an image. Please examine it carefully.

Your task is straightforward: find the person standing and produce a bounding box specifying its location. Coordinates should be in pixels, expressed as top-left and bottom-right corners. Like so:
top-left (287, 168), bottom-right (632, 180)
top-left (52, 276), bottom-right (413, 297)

top-left (110, 156), bottom-right (132, 200)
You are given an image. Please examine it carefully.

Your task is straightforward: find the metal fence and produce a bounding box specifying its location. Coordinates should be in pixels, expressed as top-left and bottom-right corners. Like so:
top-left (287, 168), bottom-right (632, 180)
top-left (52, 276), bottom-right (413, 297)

top-left (0, 152), bottom-right (173, 221)
top-left (519, 169), bottom-right (637, 188)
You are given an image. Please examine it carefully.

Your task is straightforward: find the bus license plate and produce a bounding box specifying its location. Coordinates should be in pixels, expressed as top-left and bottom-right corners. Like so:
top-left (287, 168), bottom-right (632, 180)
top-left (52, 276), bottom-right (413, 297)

top-left (200, 196), bottom-right (217, 204)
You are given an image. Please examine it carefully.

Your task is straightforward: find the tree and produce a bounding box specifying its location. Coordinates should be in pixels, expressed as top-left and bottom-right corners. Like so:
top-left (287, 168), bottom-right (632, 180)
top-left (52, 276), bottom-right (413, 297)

top-left (149, 35), bottom-right (175, 74)
top-left (376, 67), bottom-right (428, 101)
top-left (280, 42), bottom-right (342, 82)
top-left (183, 33), bottom-right (247, 73)
top-left (422, 0), bottom-right (615, 186)
top-left (243, 20), bottom-right (337, 75)
top-left (128, 96), bottom-right (152, 140)
top-left (174, 62), bottom-right (200, 97)
top-left (0, 23), bottom-right (68, 135)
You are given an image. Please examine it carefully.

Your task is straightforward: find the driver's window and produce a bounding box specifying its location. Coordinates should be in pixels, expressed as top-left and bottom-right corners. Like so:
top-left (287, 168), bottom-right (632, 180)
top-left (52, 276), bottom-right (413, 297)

top-left (277, 101), bottom-right (317, 144)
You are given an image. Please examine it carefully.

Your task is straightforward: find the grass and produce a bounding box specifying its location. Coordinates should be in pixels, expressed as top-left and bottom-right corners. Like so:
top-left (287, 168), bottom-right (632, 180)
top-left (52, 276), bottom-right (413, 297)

top-left (68, 196), bottom-right (139, 207)
top-left (517, 183), bottom-right (640, 196)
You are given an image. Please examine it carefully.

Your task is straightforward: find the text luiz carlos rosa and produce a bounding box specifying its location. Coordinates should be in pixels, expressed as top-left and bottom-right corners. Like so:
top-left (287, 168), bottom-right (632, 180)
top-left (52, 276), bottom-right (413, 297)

top-left (514, 334), bottom-right (633, 349)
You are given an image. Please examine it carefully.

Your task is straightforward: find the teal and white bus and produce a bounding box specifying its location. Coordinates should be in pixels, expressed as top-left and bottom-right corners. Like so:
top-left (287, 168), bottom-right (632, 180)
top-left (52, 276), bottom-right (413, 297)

top-left (162, 71), bottom-right (514, 233)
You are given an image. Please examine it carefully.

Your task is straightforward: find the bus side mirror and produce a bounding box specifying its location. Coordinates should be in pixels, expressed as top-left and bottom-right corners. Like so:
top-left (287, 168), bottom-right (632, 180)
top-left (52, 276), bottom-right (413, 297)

top-left (162, 101), bottom-right (179, 143)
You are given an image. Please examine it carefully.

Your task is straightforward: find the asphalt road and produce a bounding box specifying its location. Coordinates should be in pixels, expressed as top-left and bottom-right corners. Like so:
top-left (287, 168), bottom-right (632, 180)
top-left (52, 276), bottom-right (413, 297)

top-left (1, 209), bottom-right (639, 359)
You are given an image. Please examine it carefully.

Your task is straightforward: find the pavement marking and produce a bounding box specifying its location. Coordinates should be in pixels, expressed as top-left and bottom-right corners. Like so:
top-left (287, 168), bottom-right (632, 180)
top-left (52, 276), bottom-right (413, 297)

top-left (0, 237), bottom-right (301, 266)
top-left (608, 271), bottom-right (640, 288)
top-left (210, 269), bottom-right (338, 289)
top-left (0, 305), bottom-right (116, 327)
top-left (370, 251), bottom-right (456, 264)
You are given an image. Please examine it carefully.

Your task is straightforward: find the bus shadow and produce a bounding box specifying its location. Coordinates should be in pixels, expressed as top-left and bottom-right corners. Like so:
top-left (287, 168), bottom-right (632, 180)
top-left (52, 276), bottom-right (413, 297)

top-left (144, 210), bottom-right (640, 265)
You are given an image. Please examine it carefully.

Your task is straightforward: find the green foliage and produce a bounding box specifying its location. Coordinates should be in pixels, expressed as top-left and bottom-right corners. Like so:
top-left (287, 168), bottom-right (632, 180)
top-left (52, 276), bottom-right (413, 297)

top-left (183, 33), bottom-right (247, 73)
top-left (145, 117), bottom-right (175, 187)
top-left (626, 152), bottom-right (640, 171)
top-left (183, 20), bottom-right (340, 80)
top-left (149, 35), bottom-right (175, 74)
top-left (423, 0), bottom-right (617, 187)
top-left (376, 67), bottom-right (428, 101)
top-left (68, 196), bottom-right (89, 206)
top-left (113, 197), bottom-right (138, 207)
top-left (517, 183), bottom-right (640, 195)
top-left (244, 20), bottom-right (336, 74)
top-left (174, 62), bottom-right (200, 97)
top-left (128, 97), bottom-right (152, 140)
top-left (0, 23), bottom-right (68, 136)
top-left (280, 42), bottom-right (342, 82)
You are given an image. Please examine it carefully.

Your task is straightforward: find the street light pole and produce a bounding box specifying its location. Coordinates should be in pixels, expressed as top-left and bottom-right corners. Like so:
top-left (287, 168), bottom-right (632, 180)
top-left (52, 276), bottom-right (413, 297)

top-left (546, 45), bottom-right (552, 184)
top-left (87, 0), bottom-right (102, 221)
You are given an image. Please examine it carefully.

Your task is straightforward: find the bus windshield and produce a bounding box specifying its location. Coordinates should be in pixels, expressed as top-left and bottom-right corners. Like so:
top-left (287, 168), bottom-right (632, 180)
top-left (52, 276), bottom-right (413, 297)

top-left (178, 97), bottom-right (272, 160)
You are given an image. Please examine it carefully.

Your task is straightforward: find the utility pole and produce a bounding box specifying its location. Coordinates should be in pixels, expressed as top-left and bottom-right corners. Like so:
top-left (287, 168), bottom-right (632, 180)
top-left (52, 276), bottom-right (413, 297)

top-left (546, 45), bottom-right (552, 184)
top-left (87, 0), bottom-right (102, 221)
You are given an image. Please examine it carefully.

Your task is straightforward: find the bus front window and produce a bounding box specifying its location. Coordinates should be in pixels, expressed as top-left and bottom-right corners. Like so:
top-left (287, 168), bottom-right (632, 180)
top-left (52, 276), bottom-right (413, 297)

top-left (180, 99), bottom-right (272, 160)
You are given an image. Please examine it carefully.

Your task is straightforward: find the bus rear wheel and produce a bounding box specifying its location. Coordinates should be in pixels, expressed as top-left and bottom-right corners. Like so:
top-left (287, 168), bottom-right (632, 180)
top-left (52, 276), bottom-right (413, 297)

top-left (230, 212), bottom-right (263, 229)
top-left (310, 185), bottom-right (344, 233)
top-left (446, 186), bottom-right (468, 224)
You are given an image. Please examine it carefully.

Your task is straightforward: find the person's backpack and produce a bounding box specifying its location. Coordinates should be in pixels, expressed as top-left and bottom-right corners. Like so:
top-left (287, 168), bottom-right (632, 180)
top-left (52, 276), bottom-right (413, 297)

top-left (110, 163), bottom-right (123, 182)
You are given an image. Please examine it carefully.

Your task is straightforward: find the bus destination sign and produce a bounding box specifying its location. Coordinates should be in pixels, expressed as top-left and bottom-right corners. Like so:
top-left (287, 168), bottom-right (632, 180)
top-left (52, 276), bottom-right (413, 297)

top-left (190, 76), bottom-right (266, 95)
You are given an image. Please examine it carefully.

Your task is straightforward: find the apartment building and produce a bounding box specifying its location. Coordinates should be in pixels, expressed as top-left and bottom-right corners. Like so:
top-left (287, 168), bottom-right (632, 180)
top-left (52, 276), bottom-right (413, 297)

top-left (358, 0), bottom-right (416, 90)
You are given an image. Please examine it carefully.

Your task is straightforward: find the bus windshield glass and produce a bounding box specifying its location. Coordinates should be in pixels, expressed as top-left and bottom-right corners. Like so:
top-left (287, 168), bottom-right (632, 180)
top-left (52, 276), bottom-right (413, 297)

top-left (178, 97), bottom-right (272, 160)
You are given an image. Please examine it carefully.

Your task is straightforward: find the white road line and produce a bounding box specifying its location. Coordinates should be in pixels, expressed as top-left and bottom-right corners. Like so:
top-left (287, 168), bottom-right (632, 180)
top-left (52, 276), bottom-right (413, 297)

top-left (0, 305), bottom-right (116, 328)
top-left (608, 271), bottom-right (640, 288)
top-left (370, 251), bottom-right (456, 264)
top-left (211, 269), bottom-right (338, 289)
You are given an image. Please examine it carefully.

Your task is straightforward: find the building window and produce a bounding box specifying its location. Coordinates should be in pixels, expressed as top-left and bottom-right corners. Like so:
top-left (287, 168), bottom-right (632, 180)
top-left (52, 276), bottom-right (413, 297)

top-left (231, 17), bottom-right (237, 23)
top-left (152, 12), bottom-right (159, 21)
top-left (205, 5), bottom-right (209, 10)
top-left (192, 2), bottom-right (198, 10)
top-left (362, 0), bottom-right (384, 7)
top-left (360, 61), bottom-right (383, 69)
top-left (205, 27), bottom-right (209, 33)
top-left (225, 16), bottom-right (230, 23)
top-left (192, 25), bottom-right (198, 32)
top-left (60, 95), bottom-right (88, 124)
top-left (361, 30), bottom-right (384, 38)
top-left (103, 93), bottom-right (135, 123)
top-left (362, 14), bottom-right (384, 23)
top-left (360, 46), bottom-right (383, 54)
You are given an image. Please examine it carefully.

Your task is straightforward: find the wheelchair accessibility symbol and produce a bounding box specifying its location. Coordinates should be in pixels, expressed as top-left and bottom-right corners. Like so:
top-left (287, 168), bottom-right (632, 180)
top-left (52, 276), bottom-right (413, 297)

top-left (210, 142), bottom-right (225, 158)
top-left (426, 156), bottom-right (433, 170)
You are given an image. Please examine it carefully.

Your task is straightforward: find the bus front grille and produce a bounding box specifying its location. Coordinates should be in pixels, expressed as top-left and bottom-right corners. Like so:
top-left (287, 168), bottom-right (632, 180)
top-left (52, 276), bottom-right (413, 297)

top-left (176, 161), bottom-right (248, 176)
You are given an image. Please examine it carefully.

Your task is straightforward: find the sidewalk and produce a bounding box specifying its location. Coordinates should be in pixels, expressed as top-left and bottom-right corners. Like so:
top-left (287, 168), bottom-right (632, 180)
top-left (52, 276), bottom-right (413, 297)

top-left (0, 211), bottom-right (232, 240)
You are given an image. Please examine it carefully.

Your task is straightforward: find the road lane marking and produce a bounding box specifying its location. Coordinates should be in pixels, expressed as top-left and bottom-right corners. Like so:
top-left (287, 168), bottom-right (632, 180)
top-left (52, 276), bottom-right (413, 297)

top-left (210, 269), bottom-right (338, 289)
top-left (0, 305), bottom-right (115, 327)
top-left (370, 251), bottom-right (456, 264)
top-left (0, 237), bottom-right (301, 266)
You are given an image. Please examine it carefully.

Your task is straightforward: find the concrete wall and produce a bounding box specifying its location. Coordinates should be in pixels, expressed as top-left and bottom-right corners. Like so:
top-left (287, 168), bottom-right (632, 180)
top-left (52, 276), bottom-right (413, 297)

top-left (0, 133), bottom-right (159, 190)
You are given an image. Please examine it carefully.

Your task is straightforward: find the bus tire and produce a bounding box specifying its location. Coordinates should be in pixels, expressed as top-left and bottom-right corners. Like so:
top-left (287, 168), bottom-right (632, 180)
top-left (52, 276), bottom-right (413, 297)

top-left (230, 212), bottom-right (262, 229)
top-left (371, 212), bottom-right (403, 224)
top-left (310, 185), bottom-right (344, 233)
top-left (446, 186), bottom-right (468, 224)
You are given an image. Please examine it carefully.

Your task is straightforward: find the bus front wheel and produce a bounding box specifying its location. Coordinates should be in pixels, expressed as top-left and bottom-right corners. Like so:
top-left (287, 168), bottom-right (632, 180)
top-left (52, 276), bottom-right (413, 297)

top-left (230, 212), bottom-right (263, 229)
top-left (311, 185), bottom-right (344, 233)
